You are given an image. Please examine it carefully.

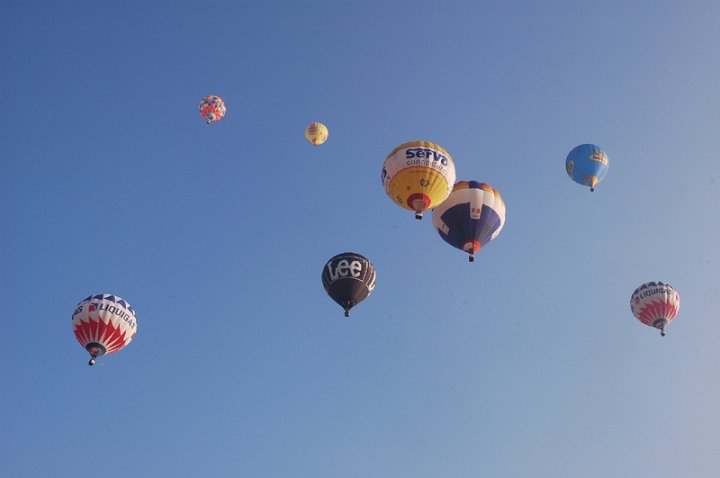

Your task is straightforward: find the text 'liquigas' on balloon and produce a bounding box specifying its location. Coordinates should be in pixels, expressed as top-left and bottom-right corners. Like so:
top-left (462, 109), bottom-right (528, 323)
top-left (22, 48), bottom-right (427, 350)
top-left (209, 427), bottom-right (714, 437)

top-left (72, 293), bottom-right (137, 366)
top-left (630, 281), bottom-right (680, 337)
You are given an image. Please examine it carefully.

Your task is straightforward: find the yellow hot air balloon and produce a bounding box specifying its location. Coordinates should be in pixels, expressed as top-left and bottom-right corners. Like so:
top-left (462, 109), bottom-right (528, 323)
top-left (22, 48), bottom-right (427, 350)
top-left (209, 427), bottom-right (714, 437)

top-left (305, 122), bottom-right (329, 145)
top-left (381, 141), bottom-right (456, 219)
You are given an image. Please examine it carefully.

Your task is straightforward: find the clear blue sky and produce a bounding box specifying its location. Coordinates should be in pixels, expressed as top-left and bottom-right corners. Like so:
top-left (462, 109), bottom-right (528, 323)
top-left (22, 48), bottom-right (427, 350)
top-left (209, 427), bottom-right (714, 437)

top-left (2, 1), bottom-right (719, 476)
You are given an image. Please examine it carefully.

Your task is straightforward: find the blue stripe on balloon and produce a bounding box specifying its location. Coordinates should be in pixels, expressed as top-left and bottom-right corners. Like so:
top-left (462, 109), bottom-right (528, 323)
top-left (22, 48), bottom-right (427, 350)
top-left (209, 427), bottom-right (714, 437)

top-left (438, 203), bottom-right (502, 250)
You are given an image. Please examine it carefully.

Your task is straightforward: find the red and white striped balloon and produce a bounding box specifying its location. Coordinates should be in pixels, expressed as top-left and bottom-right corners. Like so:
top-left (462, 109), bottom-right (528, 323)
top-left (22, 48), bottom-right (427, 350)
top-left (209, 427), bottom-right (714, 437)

top-left (630, 282), bottom-right (680, 336)
top-left (72, 293), bottom-right (137, 365)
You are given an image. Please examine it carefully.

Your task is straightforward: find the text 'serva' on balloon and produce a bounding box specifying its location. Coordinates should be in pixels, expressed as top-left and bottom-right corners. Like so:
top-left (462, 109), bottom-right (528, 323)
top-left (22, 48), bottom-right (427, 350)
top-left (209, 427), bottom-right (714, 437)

top-left (382, 140), bottom-right (456, 220)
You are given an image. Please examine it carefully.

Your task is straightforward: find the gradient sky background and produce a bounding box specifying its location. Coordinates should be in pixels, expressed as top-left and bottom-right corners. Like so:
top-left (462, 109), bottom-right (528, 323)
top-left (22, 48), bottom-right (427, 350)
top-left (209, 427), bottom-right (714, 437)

top-left (2, 1), bottom-right (720, 477)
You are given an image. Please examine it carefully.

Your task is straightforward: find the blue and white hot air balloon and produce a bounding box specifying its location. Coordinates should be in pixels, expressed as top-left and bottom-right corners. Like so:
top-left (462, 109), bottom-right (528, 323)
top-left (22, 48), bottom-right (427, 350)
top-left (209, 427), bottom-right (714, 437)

top-left (565, 144), bottom-right (609, 192)
top-left (431, 181), bottom-right (506, 262)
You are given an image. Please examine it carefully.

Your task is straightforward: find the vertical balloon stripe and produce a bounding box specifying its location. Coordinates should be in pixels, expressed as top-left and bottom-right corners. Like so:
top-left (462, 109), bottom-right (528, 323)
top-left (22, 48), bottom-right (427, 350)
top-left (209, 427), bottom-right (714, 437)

top-left (73, 320), bottom-right (89, 347)
top-left (103, 321), bottom-right (127, 354)
top-left (367, 268), bottom-right (377, 293)
top-left (468, 185), bottom-right (483, 220)
top-left (478, 187), bottom-right (495, 241)
top-left (92, 316), bottom-right (102, 343)
top-left (492, 194), bottom-right (507, 240)
top-left (478, 206), bottom-right (502, 245)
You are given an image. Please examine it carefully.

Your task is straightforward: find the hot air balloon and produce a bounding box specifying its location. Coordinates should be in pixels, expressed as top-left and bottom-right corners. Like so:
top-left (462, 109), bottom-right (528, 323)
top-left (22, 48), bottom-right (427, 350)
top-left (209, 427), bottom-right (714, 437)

top-left (322, 252), bottom-right (376, 317)
top-left (565, 143), bottom-right (609, 191)
top-left (431, 181), bottom-right (506, 262)
top-left (630, 282), bottom-right (680, 336)
top-left (382, 141), bottom-right (456, 220)
top-left (199, 95), bottom-right (226, 124)
top-left (72, 293), bottom-right (137, 365)
top-left (305, 122), bottom-right (329, 145)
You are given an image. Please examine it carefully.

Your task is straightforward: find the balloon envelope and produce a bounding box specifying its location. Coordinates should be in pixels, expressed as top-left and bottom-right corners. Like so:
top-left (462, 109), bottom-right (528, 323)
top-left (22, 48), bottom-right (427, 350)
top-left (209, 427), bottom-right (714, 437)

top-left (382, 141), bottom-right (456, 219)
top-left (321, 252), bottom-right (376, 316)
top-left (565, 144), bottom-right (609, 191)
top-left (305, 122), bottom-right (329, 145)
top-left (630, 281), bottom-right (680, 336)
top-left (199, 95), bottom-right (226, 124)
top-left (72, 293), bottom-right (137, 365)
top-left (431, 181), bottom-right (506, 261)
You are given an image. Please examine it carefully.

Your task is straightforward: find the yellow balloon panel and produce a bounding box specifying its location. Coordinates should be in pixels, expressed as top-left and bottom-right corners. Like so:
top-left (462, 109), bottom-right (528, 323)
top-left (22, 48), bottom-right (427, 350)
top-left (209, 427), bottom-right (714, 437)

top-left (382, 141), bottom-right (456, 214)
top-left (305, 122), bottom-right (329, 145)
top-left (387, 167), bottom-right (452, 211)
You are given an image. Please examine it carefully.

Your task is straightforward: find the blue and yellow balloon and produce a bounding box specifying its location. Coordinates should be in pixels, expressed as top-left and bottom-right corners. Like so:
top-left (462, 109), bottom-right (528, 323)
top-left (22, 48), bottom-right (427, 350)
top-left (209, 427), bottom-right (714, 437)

top-left (565, 144), bottom-right (609, 192)
top-left (382, 141), bottom-right (456, 220)
top-left (431, 181), bottom-right (506, 262)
